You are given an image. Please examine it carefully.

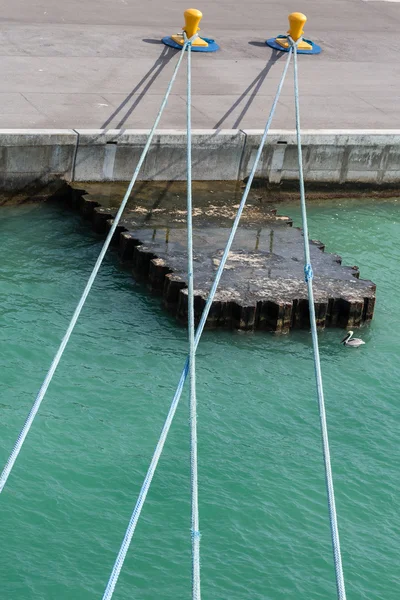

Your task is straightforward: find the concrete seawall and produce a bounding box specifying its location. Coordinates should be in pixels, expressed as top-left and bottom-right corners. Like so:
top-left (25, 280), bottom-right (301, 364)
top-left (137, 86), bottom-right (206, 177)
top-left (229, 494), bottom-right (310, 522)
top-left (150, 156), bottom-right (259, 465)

top-left (1, 129), bottom-right (400, 192)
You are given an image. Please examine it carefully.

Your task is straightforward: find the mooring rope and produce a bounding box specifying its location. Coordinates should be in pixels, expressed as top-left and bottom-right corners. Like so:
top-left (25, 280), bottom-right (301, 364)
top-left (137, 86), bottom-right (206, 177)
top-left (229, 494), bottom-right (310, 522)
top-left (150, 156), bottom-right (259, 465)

top-left (0, 35), bottom-right (197, 495)
top-left (291, 38), bottom-right (347, 600)
top-left (101, 48), bottom-right (293, 600)
top-left (185, 37), bottom-right (201, 600)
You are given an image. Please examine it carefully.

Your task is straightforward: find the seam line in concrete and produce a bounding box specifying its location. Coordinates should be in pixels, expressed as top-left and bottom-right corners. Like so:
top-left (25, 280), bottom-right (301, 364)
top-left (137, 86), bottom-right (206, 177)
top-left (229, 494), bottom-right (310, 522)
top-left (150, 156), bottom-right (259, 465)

top-left (238, 129), bottom-right (247, 181)
top-left (19, 93), bottom-right (43, 116)
top-left (72, 129), bottom-right (80, 182)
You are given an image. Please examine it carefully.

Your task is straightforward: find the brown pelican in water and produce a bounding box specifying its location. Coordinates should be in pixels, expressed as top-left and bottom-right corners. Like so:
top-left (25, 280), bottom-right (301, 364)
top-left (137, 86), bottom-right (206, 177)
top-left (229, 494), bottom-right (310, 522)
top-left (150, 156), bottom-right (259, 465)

top-left (341, 331), bottom-right (365, 347)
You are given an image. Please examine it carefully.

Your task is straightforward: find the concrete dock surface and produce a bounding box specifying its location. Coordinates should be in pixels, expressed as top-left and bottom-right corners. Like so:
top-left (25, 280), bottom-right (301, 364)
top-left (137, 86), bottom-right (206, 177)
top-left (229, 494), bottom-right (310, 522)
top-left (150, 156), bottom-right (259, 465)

top-left (1, 0), bottom-right (400, 130)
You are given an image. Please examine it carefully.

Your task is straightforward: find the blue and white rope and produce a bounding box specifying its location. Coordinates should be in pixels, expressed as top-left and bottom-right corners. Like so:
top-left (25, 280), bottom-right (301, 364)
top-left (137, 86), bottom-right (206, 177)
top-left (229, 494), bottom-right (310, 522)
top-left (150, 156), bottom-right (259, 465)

top-left (0, 37), bottom-right (192, 495)
top-left (292, 39), bottom-right (347, 600)
top-left (186, 36), bottom-right (201, 600)
top-left (100, 48), bottom-right (293, 600)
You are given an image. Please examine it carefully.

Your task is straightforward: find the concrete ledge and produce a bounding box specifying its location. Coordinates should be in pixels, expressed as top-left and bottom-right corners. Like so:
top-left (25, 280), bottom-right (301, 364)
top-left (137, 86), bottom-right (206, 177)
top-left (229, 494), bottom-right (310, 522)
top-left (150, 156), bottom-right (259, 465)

top-left (1, 129), bottom-right (400, 190)
top-left (73, 129), bottom-right (246, 182)
top-left (0, 129), bottom-right (77, 191)
top-left (240, 130), bottom-right (400, 185)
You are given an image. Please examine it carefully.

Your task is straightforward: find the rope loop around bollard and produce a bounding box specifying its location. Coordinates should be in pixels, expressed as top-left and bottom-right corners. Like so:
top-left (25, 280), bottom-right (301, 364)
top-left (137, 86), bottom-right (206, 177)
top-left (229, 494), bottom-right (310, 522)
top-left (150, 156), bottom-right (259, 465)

top-left (288, 35), bottom-right (300, 48)
top-left (267, 32), bottom-right (321, 55)
top-left (183, 32), bottom-right (199, 50)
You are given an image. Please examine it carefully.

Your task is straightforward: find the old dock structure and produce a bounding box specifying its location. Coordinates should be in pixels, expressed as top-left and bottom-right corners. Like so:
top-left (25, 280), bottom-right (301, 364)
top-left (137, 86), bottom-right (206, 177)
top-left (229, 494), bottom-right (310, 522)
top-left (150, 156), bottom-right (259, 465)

top-left (68, 182), bottom-right (376, 332)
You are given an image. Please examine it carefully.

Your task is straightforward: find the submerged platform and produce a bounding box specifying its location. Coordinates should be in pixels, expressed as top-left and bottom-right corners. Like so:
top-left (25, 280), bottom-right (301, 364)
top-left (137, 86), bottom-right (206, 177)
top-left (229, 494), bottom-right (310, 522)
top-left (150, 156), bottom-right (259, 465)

top-left (69, 182), bottom-right (376, 333)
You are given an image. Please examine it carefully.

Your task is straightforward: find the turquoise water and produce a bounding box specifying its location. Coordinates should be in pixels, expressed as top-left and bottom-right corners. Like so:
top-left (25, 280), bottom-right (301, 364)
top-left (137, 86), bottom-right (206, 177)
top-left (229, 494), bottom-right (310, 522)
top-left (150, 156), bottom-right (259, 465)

top-left (1, 198), bottom-right (399, 600)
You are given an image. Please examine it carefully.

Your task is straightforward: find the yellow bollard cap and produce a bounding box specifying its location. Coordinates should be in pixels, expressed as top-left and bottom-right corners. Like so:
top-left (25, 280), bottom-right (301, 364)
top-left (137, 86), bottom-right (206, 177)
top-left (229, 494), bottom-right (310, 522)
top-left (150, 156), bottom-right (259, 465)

top-left (183, 8), bottom-right (203, 38)
top-left (287, 12), bottom-right (307, 42)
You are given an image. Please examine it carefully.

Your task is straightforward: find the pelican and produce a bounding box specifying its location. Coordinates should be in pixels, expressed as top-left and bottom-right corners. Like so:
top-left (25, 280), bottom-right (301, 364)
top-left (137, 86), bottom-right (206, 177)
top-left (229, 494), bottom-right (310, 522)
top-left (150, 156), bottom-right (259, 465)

top-left (341, 330), bottom-right (365, 347)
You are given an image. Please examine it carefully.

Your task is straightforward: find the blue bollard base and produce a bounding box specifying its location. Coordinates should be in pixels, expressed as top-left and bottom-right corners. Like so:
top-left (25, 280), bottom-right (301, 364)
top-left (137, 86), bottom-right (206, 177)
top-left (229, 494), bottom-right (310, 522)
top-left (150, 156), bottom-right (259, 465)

top-left (162, 36), bottom-right (219, 52)
top-left (266, 36), bottom-right (321, 55)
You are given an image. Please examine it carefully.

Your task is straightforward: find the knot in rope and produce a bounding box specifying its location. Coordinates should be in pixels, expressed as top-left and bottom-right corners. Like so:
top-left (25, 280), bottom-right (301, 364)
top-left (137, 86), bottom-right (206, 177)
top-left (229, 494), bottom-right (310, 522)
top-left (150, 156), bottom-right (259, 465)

top-left (304, 263), bottom-right (313, 282)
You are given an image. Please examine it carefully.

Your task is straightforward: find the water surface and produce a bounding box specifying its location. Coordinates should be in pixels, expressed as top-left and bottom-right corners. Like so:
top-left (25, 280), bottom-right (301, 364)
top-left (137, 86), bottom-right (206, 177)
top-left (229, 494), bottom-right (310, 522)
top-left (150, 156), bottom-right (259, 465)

top-left (1, 198), bottom-right (399, 599)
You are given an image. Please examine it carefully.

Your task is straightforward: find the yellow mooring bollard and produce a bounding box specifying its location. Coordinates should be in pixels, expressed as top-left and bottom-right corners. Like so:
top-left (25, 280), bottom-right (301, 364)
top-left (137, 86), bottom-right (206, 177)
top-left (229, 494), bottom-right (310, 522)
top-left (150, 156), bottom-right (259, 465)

top-left (174, 9), bottom-right (206, 46)
top-left (162, 8), bottom-right (219, 52)
top-left (277, 12), bottom-right (311, 50)
top-left (266, 12), bottom-right (321, 55)
top-left (288, 12), bottom-right (308, 43)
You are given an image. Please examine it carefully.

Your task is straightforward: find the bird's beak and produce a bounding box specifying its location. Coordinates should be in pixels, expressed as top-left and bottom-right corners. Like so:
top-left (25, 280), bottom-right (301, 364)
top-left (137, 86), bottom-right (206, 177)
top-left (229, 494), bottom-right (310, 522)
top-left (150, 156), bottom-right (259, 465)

top-left (340, 334), bottom-right (348, 343)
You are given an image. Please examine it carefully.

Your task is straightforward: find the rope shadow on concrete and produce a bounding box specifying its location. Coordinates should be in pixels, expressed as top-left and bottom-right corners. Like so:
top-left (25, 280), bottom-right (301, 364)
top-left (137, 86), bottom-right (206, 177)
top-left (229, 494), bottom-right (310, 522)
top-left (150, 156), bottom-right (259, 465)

top-left (2, 45), bottom-right (181, 202)
top-left (101, 44), bottom-right (177, 130)
top-left (6, 47), bottom-right (282, 202)
top-left (213, 49), bottom-right (285, 130)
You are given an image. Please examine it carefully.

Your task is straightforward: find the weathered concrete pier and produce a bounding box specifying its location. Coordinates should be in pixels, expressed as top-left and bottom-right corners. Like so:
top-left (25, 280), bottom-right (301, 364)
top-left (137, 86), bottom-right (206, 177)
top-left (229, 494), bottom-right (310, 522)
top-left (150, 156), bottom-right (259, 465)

top-left (68, 182), bottom-right (376, 332)
top-left (0, 0), bottom-right (389, 331)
